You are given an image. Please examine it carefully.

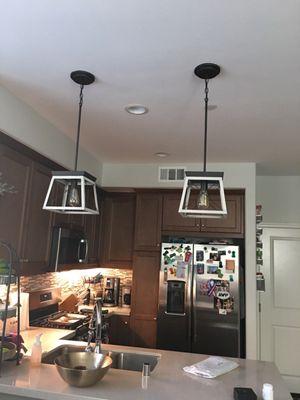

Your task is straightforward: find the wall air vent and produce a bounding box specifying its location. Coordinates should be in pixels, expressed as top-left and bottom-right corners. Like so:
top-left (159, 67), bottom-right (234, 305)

top-left (158, 167), bottom-right (186, 182)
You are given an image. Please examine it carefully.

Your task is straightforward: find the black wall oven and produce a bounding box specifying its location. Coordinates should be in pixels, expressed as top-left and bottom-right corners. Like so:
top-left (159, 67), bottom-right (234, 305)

top-left (49, 226), bottom-right (88, 271)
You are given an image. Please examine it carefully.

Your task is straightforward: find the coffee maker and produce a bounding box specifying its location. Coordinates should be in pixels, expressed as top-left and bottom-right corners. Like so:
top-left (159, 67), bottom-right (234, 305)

top-left (103, 277), bottom-right (120, 307)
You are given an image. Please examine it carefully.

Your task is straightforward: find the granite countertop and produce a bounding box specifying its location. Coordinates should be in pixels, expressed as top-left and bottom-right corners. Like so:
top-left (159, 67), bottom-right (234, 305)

top-left (0, 338), bottom-right (292, 400)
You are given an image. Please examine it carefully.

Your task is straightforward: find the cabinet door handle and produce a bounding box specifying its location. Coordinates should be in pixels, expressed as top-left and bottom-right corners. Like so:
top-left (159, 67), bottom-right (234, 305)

top-left (156, 244), bottom-right (160, 247)
top-left (20, 259), bottom-right (29, 263)
top-left (153, 317), bottom-right (157, 321)
top-left (124, 321), bottom-right (128, 325)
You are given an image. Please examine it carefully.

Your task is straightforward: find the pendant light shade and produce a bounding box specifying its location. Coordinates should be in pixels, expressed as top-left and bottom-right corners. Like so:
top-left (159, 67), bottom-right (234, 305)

top-left (43, 71), bottom-right (99, 215)
top-left (179, 63), bottom-right (227, 219)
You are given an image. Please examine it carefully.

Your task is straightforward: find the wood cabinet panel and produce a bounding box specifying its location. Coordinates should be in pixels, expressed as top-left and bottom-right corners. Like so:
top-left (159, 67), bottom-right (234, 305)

top-left (101, 194), bottom-right (135, 268)
top-left (108, 315), bottom-right (132, 346)
top-left (134, 193), bottom-right (162, 251)
top-left (131, 252), bottom-right (160, 316)
top-left (84, 190), bottom-right (102, 264)
top-left (131, 316), bottom-right (157, 349)
top-left (200, 194), bottom-right (244, 235)
top-left (131, 251), bottom-right (159, 348)
top-left (0, 145), bottom-right (31, 259)
top-left (161, 190), bottom-right (244, 237)
top-left (162, 192), bottom-right (199, 232)
top-left (21, 163), bottom-right (53, 274)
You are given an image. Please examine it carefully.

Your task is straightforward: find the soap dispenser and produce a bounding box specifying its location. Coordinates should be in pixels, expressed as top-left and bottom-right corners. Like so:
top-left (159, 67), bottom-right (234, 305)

top-left (30, 333), bottom-right (43, 365)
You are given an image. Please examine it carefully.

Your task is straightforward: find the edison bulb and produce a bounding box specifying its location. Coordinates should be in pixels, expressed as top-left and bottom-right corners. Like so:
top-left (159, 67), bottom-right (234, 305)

top-left (197, 188), bottom-right (209, 209)
top-left (67, 184), bottom-right (80, 207)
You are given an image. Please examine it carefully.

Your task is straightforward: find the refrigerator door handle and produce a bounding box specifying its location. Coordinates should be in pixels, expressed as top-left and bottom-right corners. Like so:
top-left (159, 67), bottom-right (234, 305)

top-left (164, 311), bottom-right (186, 316)
top-left (192, 263), bottom-right (197, 343)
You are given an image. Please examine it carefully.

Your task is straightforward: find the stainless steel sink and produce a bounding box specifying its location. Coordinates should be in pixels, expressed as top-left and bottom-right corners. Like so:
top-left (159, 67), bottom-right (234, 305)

top-left (42, 345), bottom-right (160, 372)
top-left (108, 351), bottom-right (159, 372)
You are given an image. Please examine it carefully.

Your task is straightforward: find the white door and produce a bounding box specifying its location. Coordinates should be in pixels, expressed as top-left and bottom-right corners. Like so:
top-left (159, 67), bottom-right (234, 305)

top-left (260, 225), bottom-right (300, 393)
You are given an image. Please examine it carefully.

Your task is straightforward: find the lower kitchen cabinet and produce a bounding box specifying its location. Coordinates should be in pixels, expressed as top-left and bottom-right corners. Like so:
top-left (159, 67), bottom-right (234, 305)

top-left (131, 315), bottom-right (157, 349)
top-left (108, 315), bottom-right (132, 346)
top-left (130, 251), bottom-right (160, 348)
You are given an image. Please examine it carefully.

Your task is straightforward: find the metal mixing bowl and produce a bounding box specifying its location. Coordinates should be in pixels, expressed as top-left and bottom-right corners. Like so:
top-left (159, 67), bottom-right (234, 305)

top-left (54, 352), bottom-right (112, 387)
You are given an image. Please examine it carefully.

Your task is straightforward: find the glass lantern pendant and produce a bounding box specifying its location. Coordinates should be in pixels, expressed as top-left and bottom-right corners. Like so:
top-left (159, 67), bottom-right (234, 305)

top-left (179, 63), bottom-right (227, 219)
top-left (43, 71), bottom-right (99, 215)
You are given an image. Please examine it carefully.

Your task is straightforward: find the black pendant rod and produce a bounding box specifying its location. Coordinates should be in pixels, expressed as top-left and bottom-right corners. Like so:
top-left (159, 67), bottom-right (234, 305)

top-left (74, 84), bottom-right (84, 171)
top-left (203, 79), bottom-right (209, 172)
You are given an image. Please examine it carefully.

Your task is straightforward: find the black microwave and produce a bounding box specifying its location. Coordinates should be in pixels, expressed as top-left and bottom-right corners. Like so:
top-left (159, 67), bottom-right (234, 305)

top-left (49, 226), bottom-right (88, 271)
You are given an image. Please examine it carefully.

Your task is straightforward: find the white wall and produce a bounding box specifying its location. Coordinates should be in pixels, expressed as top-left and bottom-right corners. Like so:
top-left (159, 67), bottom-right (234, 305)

top-left (257, 176), bottom-right (300, 223)
top-left (102, 162), bottom-right (258, 359)
top-left (0, 85), bottom-right (102, 181)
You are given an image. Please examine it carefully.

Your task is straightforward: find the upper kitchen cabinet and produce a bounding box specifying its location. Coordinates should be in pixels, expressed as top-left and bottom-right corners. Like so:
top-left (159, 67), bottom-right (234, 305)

top-left (161, 190), bottom-right (244, 238)
top-left (84, 188), bottom-right (102, 264)
top-left (200, 192), bottom-right (244, 236)
top-left (162, 192), bottom-right (199, 232)
top-left (134, 192), bottom-right (162, 252)
top-left (0, 144), bottom-right (31, 259)
top-left (21, 162), bottom-right (53, 274)
top-left (100, 193), bottom-right (136, 268)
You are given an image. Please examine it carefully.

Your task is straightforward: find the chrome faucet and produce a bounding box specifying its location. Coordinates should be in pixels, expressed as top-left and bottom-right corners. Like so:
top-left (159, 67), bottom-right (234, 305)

top-left (85, 298), bottom-right (103, 353)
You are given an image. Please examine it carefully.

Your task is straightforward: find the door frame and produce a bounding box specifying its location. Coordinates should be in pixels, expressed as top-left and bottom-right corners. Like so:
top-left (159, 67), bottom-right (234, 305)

top-left (258, 223), bottom-right (300, 358)
top-left (259, 223), bottom-right (300, 392)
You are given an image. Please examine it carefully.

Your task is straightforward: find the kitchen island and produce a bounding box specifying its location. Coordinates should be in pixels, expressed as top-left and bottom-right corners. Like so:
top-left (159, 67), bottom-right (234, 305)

top-left (0, 340), bottom-right (292, 400)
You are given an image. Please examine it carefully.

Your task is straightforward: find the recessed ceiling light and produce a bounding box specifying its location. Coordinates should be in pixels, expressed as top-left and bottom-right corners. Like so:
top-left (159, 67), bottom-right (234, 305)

top-left (155, 152), bottom-right (170, 158)
top-left (125, 104), bottom-right (149, 115)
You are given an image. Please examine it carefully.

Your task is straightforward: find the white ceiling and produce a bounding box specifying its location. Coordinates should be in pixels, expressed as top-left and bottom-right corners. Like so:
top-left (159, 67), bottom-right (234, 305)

top-left (1, 0), bottom-right (300, 175)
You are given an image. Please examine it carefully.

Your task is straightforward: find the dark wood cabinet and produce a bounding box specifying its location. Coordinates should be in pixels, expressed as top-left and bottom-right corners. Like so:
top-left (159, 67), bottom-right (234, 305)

top-left (0, 137), bottom-right (103, 275)
top-left (200, 193), bottom-right (244, 235)
top-left (162, 192), bottom-right (199, 232)
top-left (108, 315), bottom-right (132, 346)
top-left (21, 162), bottom-right (53, 274)
top-left (130, 252), bottom-right (159, 348)
top-left (84, 189), bottom-right (102, 264)
top-left (131, 316), bottom-right (157, 349)
top-left (100, 194), bottom-right (136, 268)
top-left (134, 193), bottom-right (162, 251)
top-left (162, 190), bottom-right (244, 237)
top-left (0, 145), bottom-right (31, 259)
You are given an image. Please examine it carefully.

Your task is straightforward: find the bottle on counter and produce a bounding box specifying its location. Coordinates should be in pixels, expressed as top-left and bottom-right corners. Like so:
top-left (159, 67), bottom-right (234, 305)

top-left (30, 333), bottom-right (43, 366)
top-left (262, 383), bottom-right (273, 400)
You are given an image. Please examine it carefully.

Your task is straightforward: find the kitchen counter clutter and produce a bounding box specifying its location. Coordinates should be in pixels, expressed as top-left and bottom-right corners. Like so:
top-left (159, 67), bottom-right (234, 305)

top-left (21, 327), bottom-right (75, 356)
top-left (0, 339), bottom-right (292, 400)
top-left (78, 305), bottom-right (131, 317)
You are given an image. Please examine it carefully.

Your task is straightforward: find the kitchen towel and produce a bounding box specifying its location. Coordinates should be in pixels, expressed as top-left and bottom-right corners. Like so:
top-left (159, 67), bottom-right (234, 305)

top-left (183, 356), bottom-right (239, 379)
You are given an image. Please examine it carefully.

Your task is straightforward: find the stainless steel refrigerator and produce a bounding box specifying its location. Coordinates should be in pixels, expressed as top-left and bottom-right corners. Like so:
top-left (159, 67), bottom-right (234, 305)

top-left (157, 242), bottom-right (244, 357)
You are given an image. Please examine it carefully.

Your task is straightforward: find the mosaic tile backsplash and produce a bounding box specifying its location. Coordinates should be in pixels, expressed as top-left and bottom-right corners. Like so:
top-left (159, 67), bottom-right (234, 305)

top-left (20, 268), bottom-right (132, 305)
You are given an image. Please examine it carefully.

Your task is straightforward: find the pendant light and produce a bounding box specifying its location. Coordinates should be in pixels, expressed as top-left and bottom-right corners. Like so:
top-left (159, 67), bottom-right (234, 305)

top-left (43, 70), bottom-right (99, 215)
top-left (179, 63), bottom-right (227, 219)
